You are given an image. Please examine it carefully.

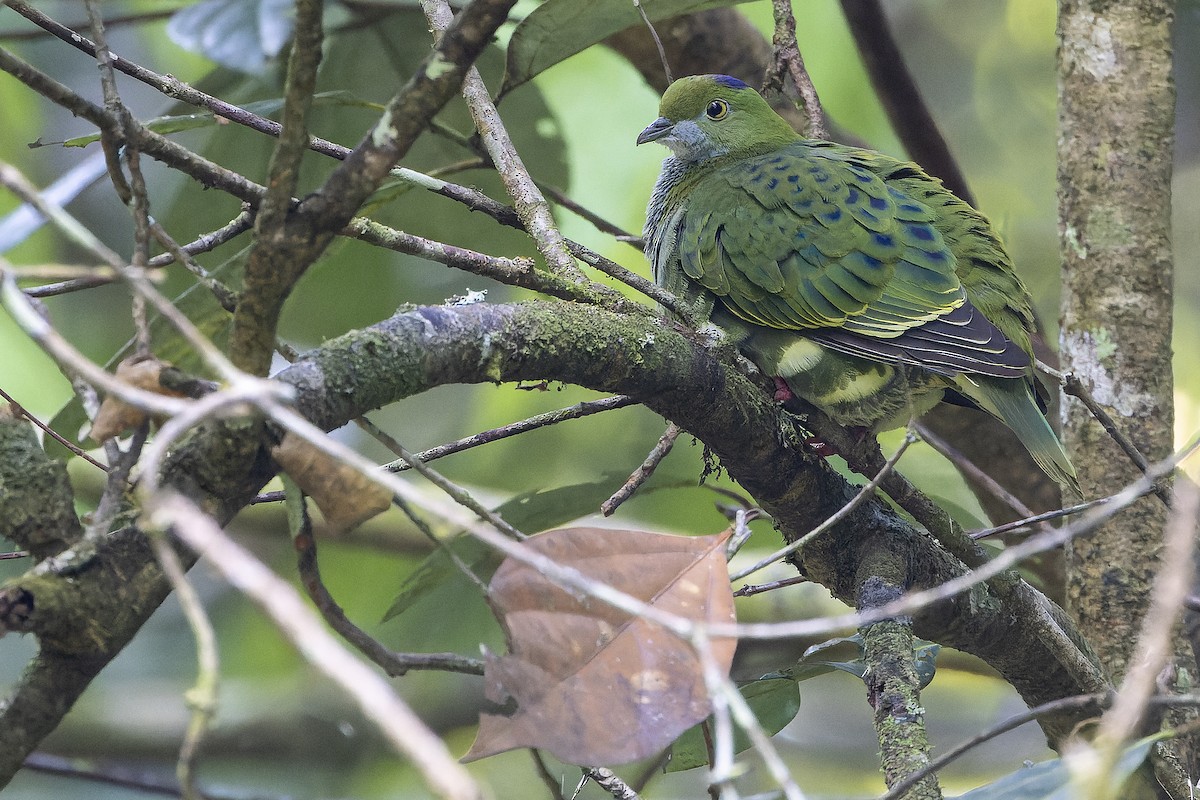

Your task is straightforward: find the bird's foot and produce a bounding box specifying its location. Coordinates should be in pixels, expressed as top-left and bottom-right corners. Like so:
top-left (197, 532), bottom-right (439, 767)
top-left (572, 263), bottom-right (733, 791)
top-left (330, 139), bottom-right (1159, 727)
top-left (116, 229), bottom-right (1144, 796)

top-left (772, 377), bottom-right (795, 403)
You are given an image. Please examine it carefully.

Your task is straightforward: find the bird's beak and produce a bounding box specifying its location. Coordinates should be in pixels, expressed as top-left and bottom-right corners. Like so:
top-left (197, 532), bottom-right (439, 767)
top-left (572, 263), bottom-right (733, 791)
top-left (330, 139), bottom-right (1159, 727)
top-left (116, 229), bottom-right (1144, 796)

top-left (636, 117), bottom-right (674, 146)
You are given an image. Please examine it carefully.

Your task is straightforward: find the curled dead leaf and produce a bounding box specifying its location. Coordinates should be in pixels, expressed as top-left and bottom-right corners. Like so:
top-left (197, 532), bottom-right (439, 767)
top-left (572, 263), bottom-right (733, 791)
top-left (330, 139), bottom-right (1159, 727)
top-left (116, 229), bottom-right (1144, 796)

top-left (272, 433), bottom-right (392, 532)
top-left (90, 355), bottom-right (186, 441)
top-left (465, 527), bottom-right (736, 766)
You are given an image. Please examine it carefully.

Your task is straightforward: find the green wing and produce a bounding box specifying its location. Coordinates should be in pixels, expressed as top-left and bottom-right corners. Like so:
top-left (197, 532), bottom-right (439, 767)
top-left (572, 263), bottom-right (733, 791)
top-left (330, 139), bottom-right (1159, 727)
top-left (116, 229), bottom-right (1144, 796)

top-left (674, 142), bottom-right (1031, 378)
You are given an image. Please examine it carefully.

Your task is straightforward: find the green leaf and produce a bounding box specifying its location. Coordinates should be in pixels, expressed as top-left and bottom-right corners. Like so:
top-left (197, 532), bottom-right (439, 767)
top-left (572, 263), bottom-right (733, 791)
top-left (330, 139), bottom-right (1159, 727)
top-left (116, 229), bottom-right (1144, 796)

top-left (784, 634), bottom-right (939, 688)
top-left (913, 640), bottom-right (940, 689)
top-left (382, 475), bottom-right (630, 621)
top-left (789, 634), bottom-right (867, 681)
top-left (501, 0), bottom-right (758, 96)
top-left (167, 0), bottom-right (295, 74)
top-left (382, 535), bottom-right (499, 623)
top-left (954, 735), bottom-right (1160, 799)
top-left (59, 92), bottom-right (379, 149)
top-left (666, 677), bottom-right (801, 772)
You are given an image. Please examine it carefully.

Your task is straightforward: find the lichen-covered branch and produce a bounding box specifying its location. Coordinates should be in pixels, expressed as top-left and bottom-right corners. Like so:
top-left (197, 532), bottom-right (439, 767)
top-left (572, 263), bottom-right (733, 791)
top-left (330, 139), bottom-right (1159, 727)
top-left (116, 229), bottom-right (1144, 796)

top-left (0, 296), bottom-right (1108, 782)
top-left (858, 573), bottom-right (940, 798)
top-left (277, 301), bottom-right (1108, 745)
top-left (0, 409), bottom-right (82, 560)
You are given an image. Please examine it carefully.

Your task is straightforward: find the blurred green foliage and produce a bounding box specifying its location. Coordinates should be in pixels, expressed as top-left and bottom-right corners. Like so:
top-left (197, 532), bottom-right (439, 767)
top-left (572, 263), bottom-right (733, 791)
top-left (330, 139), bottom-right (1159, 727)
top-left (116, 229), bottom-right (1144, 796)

top-left (1, 0), bottom-right (1197, 797)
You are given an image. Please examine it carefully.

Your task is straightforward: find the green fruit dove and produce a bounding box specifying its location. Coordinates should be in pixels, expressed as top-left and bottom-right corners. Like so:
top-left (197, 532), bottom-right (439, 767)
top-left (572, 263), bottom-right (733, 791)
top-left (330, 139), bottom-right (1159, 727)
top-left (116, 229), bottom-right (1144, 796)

top-left (638, 74), bottom-right (1078, 492)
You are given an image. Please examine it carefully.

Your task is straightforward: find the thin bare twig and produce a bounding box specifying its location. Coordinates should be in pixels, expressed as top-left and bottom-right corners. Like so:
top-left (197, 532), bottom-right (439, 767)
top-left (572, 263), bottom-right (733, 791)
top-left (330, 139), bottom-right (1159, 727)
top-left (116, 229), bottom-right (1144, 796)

top-left (730, 430), bottom-right (915, 582)
top-left (969, 496), bottom-right (1111, 540)
top-left (393, 495), bottom-right (492, 596)
top-left (724, 507), bottom-right (761, 560)
top-left (602, 422), bottom-right (681, 516)
top-left (914, 420), bottom-right (1040, 524)
top-left (20, 752), bottom-right (254, 800)
top-left (1061, 371), bottom-right (1173, 507)
top-left (22, 210), bottom-right (252, 302)
top-left (149, 535), bottom-right (219, 800)
top-left (529, 750), bottom-right (567, 800)
top-left (359, 418), bottom-right (527, 542)
top-left (284, 479), bottom-right (485, 676)
top-left (422, 0), bottom-right (582, 283)
top-left (0, 387), bottom-right (108, 470)
top-left (144, 492), bottom-right (484, 800)
top-left (767, 0), bottom-right (827, 139)
top-left (631, 0), bottom-right (672, 85)
top-left (386, 395), bottom-right (636, 472)
top-left (582, 767), bottom-right (641, 800)
top-left (565, 240), bottom-right (696, 324)
top-left (732, 574), bottom-right (809, 597)
top-left (344, 216), bottom-right (596, 304)
top-left (539, 182), bottom-right (638, 241)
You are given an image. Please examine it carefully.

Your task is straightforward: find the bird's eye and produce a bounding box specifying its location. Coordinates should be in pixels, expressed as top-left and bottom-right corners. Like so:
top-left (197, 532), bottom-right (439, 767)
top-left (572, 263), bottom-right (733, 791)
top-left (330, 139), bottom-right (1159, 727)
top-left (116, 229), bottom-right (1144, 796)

top-left (705, 99), bottom-right (730, 120)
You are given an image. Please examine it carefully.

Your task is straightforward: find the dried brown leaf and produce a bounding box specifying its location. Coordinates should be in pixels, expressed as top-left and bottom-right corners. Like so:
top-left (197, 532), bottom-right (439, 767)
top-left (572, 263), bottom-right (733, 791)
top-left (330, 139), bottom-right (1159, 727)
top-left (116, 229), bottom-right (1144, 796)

top-left (464, 527), bottom-right (736, 765)
top-left (90, 355), bottom-right (185, 441)
top-left (272, 433), bottom-right (392, 532)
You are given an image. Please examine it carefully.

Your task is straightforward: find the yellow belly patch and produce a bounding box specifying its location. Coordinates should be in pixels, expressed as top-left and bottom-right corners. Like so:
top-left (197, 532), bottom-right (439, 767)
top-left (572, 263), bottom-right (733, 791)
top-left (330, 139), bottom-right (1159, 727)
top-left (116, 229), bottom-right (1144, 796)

top-left (819, 366), bottom-right (893, 405)
top-left (777, 338), bottom-right (825, 374)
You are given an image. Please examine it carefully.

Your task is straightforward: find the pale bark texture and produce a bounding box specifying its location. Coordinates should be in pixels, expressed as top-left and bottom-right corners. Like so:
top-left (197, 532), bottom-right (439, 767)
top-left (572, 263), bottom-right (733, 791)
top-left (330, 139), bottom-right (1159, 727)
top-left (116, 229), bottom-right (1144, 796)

top-left (1057, 0), bottom-right (1189, 788)
top-left (1057, 0), bottom-right (1175, 680)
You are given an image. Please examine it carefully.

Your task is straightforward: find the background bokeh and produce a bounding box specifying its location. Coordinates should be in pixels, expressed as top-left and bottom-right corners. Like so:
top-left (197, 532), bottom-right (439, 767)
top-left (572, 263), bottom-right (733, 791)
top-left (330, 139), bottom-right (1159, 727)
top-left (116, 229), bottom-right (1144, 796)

top-left (1, 0), bottom-right (1197, 796)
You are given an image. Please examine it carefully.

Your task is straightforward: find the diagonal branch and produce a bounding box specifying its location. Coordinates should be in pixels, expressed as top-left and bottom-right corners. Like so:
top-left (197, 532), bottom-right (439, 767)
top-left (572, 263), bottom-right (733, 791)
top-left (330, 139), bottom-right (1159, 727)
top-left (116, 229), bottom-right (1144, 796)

top-left (277, 301), bottom-right (1108, 744)
top-left (230, 0), bottom-right (519, 374)
top-left (0, 297), bottom-right (1109, 783)
top-left (423, 0), bottom-right (583, 283)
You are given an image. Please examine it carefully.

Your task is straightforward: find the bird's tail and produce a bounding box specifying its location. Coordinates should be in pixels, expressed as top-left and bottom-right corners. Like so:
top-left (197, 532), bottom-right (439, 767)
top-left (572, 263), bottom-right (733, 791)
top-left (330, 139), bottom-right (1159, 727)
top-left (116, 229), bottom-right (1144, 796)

top-left (961, 376), bottom-right (1080, 493)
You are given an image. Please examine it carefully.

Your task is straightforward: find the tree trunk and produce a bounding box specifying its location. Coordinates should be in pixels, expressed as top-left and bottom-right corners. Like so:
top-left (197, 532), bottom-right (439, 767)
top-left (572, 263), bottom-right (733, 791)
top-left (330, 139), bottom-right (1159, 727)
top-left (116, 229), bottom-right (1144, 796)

top-left (1058, 0), bottom-right (1175, 685)
top-left (1057, 0), bottom-right (1190, 789)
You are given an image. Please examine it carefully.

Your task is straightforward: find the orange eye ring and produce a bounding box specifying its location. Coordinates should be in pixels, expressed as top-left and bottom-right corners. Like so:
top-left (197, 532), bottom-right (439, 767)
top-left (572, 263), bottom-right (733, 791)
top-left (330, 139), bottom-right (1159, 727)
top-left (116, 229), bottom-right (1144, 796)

top-left (705, 99), bottom-right (730, 120)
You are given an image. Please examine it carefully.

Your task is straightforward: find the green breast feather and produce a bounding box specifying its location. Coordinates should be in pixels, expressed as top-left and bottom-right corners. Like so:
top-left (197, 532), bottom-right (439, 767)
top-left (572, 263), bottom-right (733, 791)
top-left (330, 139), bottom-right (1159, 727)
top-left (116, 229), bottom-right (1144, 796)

top-left (640, 74), bottom-right (1077, 491)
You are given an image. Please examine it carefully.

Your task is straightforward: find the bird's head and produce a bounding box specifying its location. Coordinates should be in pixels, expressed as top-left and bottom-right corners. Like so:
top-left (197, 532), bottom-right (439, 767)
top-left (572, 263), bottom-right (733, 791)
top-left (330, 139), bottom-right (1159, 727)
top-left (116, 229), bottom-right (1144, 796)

top-left (637, 74), bottom-right (799, 163)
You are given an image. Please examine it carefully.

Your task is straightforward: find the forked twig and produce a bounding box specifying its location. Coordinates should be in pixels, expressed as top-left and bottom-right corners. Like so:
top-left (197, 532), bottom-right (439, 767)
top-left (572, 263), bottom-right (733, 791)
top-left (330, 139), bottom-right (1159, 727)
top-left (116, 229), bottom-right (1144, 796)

top-left (146, 492), bottom-right (483, 800)
top-left (285, 479), bottom-right (485, 676)
top-left (767, 0), bottom-right (828, 139)
top-left (730, 430), bottom-right (915, 582)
